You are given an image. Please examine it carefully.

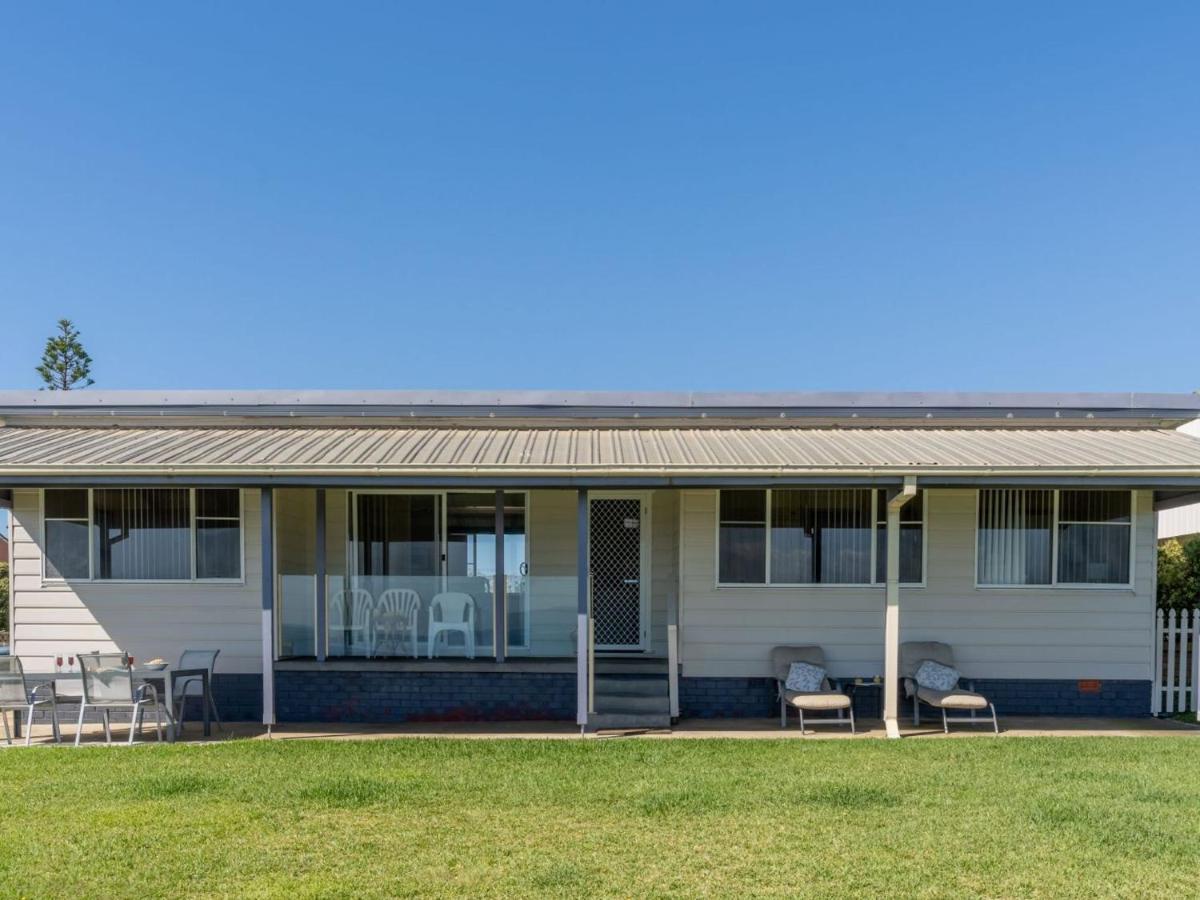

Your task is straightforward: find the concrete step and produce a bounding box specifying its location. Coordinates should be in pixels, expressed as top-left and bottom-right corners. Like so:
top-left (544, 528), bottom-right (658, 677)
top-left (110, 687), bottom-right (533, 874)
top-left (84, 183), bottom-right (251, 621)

top-left (594, 675), bottom-right (669, 698)
top-left (595, 693), bottom-right (671, 715)
top-left (586, 712), bottom-right (672, 731)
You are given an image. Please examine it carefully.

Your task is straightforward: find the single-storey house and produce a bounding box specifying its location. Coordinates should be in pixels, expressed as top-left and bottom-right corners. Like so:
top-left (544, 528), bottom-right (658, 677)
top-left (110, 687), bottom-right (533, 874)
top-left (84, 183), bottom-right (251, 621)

top-left (3, 389), bottom-right (1200, 735)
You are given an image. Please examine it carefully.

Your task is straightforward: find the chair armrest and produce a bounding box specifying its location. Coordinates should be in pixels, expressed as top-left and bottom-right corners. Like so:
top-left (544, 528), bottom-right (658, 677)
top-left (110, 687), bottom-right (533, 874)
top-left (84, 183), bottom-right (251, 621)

top-left (29, 681), bottom-right (56, 700)
top-left (136, 682), bottom-right (159, 703)
top-left (825, 676), bottom-right (843, 692)
top-left (903, 677), bottom-right (917, 698)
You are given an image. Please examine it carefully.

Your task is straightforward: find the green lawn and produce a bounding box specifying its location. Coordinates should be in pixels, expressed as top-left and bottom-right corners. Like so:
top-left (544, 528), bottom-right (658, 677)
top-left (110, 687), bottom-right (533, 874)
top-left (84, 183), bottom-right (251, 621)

top-left (2, 737), bottom-right (1199, 898)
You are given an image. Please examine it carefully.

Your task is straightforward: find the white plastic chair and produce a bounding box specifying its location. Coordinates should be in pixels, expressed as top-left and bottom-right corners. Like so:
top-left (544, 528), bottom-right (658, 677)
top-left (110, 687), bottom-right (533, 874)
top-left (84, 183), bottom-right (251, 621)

top-left (427, 592), bottom-right (476, 659)
top-left (374, 589), bottom-right (421, 658)
top-left (330, 589), bottom-right (374, 657)
top-left (173, 649), bottom-right (221, 731)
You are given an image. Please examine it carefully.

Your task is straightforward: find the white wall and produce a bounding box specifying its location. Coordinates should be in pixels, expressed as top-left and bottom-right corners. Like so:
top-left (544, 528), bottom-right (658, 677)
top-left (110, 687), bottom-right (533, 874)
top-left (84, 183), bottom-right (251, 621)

top-left (679, 488), bottom-right (1156, 681)
top-left (11, 488), bottom-right (264, 674)
top-left (1157, 421), bottom-right (1200, 541)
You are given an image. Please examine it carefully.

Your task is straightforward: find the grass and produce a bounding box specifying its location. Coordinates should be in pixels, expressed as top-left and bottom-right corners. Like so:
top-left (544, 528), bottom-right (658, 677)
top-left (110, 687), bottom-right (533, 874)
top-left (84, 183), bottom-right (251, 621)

top-left (2, 737), bottom-right (1200, 898)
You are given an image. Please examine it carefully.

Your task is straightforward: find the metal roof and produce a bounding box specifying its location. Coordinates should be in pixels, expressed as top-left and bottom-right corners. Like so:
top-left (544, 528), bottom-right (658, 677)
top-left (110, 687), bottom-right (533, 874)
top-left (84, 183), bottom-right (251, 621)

top-left (2, 425), bottom-right (1200, 479)
top-left (0, 390), bottom-right (1197, 422)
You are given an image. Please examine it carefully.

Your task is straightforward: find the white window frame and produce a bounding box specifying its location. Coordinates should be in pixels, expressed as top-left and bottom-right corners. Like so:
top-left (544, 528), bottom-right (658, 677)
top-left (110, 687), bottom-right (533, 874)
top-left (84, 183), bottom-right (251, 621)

top-left (715, 488), bottom-right (925, 589)
top-left (40, 487), bottom-right (245, 585)
top-left (973, 488), bottom-right (1135, 590)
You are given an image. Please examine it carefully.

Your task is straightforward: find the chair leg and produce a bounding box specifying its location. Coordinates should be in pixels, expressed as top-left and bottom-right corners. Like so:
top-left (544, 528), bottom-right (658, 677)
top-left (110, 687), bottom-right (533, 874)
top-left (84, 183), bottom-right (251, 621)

top-left (208, 693), bottom-right (223, 731)
top-left (990, 703), bottom-right (999, 735)
top-left (942, 708), bottom-right (949, 734)
top-left (129, 705), bottom-right (141, 746)
top-left (780, 696), bottom-right (787, 729)
top-left (25, 705), bottom-right (35, 747)
top-left (75, 703), bottom-right (87, 747)
top-left (102, 709), bottom-right (112, 744)
top-left (1, 710), bottom-right (12, 746)
top-left (177, 694), bottom-right (187, 731)
top-left (798, 708), bottom-right (806, 735)
top-left (51, 697), bottom-right (61, 743)
top-left (914, 701), bottom-right (920, 727)
top-left (155, 703), bottom-right (163, 742)
top-left (849, 706), bottom-right (856, 736)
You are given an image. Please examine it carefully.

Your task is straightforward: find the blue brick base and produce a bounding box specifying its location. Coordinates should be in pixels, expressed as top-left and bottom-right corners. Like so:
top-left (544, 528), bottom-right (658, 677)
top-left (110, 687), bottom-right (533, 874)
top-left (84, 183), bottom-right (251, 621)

top-left (275, 670), bottom-right (576, 723)
top-left (680, 677), bottom-right (1153, 718)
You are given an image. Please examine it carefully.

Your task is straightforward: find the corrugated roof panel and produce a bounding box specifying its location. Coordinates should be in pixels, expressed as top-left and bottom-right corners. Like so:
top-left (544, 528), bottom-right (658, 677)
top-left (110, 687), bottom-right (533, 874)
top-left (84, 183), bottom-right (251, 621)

top-left (1, 425), bottom-right (1200, 475)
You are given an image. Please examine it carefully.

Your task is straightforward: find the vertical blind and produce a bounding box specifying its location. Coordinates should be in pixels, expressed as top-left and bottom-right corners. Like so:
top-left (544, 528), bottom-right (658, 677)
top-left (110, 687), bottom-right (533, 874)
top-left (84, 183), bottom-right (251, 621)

top-left (94, 488), bottom-right (192, 580)
top-left (771, 489), bottom-right (873, 584)
top-left (976, 489), bottom-right (1053, 585)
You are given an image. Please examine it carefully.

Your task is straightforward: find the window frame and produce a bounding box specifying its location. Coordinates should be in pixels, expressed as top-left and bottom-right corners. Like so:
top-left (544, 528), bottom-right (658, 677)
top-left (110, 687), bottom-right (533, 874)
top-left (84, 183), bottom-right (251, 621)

top-left (40, 487), bottom-right (245, 585)
top-left (715, 488), bottom-right (926, 589)
top-left (973, 488), bottom-right (1136, 590)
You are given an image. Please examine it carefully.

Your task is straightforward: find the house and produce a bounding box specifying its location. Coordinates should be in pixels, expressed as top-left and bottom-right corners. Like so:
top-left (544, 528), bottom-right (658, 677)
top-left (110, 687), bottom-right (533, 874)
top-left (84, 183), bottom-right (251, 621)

top-left (2, 389), bottom-right (1200, 735)
top-left (1157, 419), bottom-right (1200, 545)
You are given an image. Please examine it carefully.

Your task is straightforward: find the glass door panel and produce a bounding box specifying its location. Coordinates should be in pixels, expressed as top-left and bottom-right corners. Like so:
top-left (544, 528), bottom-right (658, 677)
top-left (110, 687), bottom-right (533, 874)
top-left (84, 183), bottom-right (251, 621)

top-left (348, 493), bottom-right (442, 658)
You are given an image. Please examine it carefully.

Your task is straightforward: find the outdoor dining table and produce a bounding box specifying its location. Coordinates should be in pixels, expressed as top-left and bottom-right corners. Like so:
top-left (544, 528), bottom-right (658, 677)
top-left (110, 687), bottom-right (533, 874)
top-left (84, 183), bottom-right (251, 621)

top-left (14, 664), bottom-right (212, 743)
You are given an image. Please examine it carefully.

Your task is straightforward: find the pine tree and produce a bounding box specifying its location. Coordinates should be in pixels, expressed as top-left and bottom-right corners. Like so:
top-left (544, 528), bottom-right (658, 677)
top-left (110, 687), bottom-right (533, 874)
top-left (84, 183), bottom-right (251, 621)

top-left (36, 319), bottom-right (95, 390)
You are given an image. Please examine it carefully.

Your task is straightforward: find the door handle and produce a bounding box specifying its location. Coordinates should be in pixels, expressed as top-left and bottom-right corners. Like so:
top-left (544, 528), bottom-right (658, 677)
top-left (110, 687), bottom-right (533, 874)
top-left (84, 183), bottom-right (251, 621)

top-left (622, 578), bottom-right (640, 585)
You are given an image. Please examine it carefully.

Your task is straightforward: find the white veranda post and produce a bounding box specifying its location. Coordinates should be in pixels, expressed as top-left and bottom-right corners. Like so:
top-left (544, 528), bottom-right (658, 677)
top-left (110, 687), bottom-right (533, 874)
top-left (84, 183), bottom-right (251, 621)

top-left (884, 477), bottom-right (918, 739)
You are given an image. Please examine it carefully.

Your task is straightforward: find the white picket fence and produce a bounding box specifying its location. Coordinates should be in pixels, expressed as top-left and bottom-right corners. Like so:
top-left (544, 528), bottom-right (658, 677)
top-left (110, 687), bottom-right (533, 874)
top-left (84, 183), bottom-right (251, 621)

top-left (1154, 608), bottom-right (1199, 716)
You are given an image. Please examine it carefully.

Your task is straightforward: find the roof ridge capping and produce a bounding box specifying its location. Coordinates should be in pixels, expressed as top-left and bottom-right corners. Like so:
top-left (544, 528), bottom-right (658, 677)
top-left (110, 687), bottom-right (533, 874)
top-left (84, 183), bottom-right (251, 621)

top-left (0, 389), bottom-right (1197, 423)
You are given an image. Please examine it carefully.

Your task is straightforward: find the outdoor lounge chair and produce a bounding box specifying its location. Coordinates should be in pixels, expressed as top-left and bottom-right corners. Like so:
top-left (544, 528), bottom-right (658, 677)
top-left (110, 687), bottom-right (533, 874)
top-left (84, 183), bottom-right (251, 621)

top-left (900, 641), bottom-right (999, 734)
top-left (0, 656), bottom-right (61, 746)
top-left (770, 645), bottom-right (854, 733)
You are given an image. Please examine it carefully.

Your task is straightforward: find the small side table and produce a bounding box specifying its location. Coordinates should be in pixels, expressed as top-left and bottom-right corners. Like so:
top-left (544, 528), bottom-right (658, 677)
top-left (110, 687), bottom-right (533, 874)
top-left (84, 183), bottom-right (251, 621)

top-left (848, 679), bottom-right (883, 720)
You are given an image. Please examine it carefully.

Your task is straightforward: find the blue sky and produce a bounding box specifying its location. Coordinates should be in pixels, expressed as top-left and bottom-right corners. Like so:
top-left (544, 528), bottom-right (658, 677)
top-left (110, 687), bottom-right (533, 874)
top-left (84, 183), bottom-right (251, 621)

top-left (0, 3), bottom-right (1197, 393)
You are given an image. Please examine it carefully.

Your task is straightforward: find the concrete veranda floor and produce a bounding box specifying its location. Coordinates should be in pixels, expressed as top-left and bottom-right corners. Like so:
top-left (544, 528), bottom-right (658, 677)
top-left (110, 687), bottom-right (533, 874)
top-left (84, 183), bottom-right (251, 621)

top-left (6, 715), bottom-right (1199, 746)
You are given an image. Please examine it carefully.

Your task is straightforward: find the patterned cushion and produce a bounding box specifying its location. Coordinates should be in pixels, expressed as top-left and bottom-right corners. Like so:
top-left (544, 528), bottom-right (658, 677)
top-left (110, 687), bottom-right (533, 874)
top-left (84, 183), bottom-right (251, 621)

top-left (914, 659), bottom-right (960, 692)
top-left (785, 661), bottom-right (826, 693)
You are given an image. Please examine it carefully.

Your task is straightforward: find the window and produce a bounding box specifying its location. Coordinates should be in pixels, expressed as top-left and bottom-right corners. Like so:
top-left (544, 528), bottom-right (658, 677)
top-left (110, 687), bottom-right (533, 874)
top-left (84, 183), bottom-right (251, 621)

top-left (718, 490), bottom-right (767, 583)
top-left (95, 488), bottom-right (192, 580)
top-left (196, 489), bottom-right (242, 579)
top-left (43, 488), bottom-right (243, 581)
top-left (1057, 490), bottom-right (1131, 585)
top-left (977, 489), bottom-right (1132, 587)
top-left (44, 489), bottom-right (90, 579)
top-left (718, 489), bottom-right (924, 586)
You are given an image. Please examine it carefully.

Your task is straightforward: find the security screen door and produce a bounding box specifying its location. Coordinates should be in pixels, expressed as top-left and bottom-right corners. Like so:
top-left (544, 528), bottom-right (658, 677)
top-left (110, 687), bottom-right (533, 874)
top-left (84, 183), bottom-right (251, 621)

top-left (589, 495), bottom-right (649, 651)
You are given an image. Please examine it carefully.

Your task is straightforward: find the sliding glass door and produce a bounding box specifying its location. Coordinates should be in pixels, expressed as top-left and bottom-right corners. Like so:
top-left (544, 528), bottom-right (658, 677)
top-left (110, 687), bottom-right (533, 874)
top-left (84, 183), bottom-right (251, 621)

top-left (343, 491), bottom-right (528, 659)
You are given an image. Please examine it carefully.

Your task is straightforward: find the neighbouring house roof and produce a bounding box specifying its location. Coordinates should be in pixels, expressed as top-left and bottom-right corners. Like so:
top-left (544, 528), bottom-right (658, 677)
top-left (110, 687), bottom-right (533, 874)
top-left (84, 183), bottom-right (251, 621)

top-left (1, 424), bottom-right (1200, 481)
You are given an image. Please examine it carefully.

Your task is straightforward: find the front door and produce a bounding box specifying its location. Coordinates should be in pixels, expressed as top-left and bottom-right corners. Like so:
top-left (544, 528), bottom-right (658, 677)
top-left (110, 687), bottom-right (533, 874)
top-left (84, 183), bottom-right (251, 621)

top-left (589, 494), bottom-right (649, 651)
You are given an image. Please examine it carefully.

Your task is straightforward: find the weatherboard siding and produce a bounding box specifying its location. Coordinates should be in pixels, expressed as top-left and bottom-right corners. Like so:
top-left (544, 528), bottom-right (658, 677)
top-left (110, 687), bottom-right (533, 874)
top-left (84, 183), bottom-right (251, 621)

top-left (679, 489), bottom-right (1155, 681)
top-left (10, 488), bottom-right (264, 674)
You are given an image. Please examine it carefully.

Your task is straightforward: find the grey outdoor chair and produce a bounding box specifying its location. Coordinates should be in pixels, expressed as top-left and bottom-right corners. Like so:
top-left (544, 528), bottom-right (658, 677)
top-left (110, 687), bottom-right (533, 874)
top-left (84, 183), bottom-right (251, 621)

top-left (75, 653), bottom-right (164, 746)
top-left (770, 645), bottom-right (855, 734)
top-left (174, 649), bottom-right (222, 732)
top-left (900, 641), bottom-right (999, 734)
top-left (0, 656), bottom-right (61, 746)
